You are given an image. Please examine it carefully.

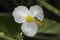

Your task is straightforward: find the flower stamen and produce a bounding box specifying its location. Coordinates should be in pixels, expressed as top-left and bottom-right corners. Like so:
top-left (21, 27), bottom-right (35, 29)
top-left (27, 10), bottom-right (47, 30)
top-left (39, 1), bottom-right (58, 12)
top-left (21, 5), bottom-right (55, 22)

top-left (26, 15), bottom-right (33, 22)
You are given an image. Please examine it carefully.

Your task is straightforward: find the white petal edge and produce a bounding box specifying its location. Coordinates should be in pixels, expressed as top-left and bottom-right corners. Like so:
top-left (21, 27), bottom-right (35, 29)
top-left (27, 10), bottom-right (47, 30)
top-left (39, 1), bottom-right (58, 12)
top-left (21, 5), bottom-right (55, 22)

top-left (36, 13), bottom-right (44, 21)
top-left (12, 6), bottom-right (29, 23)
top-left (30, 5), bottom-right (43, 17)
top-left (21, 22), bottom-right (38, 37)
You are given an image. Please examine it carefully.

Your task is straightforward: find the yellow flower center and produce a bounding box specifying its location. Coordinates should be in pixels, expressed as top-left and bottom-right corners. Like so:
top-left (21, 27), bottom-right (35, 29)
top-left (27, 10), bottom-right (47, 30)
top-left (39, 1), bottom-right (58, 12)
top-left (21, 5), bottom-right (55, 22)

top-left (26, 15), bottom-right (33, 22)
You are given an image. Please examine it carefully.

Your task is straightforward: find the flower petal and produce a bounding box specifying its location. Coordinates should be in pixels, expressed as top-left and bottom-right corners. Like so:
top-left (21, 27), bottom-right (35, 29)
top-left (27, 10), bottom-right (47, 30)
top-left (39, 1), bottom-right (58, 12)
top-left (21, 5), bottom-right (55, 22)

top-left (36, 13), bottom-right (44, 21)
top-left (12, 6), bottom-right (29, 23)
top-left (21, 22), bottom-right (38, 37)
top-left (30, 5), bottom-right (43, 17)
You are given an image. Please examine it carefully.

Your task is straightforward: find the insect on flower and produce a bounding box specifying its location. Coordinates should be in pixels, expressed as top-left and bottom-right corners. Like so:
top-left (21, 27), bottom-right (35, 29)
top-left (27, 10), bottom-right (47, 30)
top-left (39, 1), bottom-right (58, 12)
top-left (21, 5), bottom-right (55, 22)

top-left (12, 5), bottom-right (44, 37)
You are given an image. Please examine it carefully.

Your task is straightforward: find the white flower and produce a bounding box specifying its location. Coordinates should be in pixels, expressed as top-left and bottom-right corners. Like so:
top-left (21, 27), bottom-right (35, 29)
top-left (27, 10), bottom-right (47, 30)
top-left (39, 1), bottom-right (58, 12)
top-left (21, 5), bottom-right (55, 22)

top-left (12, 5), bottom-right (44, 37)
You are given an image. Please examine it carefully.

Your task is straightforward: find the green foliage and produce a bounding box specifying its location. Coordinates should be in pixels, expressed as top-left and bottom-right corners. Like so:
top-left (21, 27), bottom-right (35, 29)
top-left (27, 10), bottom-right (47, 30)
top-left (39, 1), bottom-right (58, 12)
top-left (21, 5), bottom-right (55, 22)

top-left (0, 13), bottom-right (21, 40)
top-left (37, 0), bottom-right (60, 16)
top-left (38, 19), bottom-right (60, 34)
top-left (0, 13), bottom-right (60, 40)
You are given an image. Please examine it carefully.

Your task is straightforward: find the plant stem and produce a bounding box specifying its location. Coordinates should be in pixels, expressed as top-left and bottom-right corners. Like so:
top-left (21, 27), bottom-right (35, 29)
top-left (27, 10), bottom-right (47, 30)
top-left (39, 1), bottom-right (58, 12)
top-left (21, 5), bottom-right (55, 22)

top-left (37, 0), bottom-right (60, 16)
top-left (0, 35), bottom-right (14, 40)
top-left (0, 13), bottom-right (12, 17)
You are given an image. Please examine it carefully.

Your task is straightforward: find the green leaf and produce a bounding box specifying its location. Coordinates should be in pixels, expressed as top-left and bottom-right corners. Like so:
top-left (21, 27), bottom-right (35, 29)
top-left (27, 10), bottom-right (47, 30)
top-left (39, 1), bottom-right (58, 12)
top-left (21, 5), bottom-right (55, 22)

top-left (0, 12), bottom-right (22, 40)
top-left (0, 13), bottom-right (12, 17)
top-left (38, 18), bottom-right (60, 34)
top-left (0, 24), bottom-right (8, 33)
top-left (0, 35), bottom-right (14, 40)
top-left (0, 16), bottom-right (22, 40)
